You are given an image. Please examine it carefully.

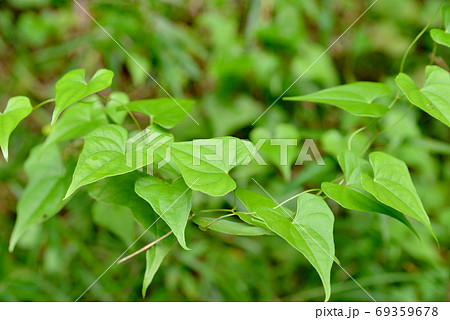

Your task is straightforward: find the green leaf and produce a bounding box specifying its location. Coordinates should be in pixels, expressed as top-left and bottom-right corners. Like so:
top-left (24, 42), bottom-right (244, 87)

top-left (361, 152), bottom-right (435, 237)
top-left (9, 144), bottom-right (71, 251)
top-left (430, 5), bottom-right (450, 48)
top-left (143, 223), bottom-right (174, 297)
top-left (65, 124), bottom-right (173, 198)
top-left (249, 123), bottom-right (301, 180)
top-left (87, 172), bottom-right (158, 230)
top-left (285, 82), bottom-right (390, 117)
top-left (0, 96), bottom-right (33, 162)
top-left (396, 66), bottom-right (450, 127)
top-left (92, 202), bottom-right (135, 244)
top-left (193, 216), bottom-right (273, 236)
top-left (127, 98), bottom-right (194, 129)
top-left (135, 176), bottom-right (192, 250)
top-left (105, 92), bottom-right (129, 125)
top-left (337, 150), bottom-right (372, 185)
top-left (322, 183), bottom-right (417, 235)
top-left (46, 98), bottom-right (108, 145)
top-left (53, 69), bottom-right (113, 125)
top-left (237, 188), bottom-right (335, 301)
top-left (171, 137), bottom-right (255, 196)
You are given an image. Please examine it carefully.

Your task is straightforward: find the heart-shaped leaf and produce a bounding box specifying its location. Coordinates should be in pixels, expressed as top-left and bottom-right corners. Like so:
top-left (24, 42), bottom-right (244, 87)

top-left (322, 183), bottom-right (417, 235)
top-left (430, 5), bottom-right (450, 48)
top-left (396, 66), bottom-right (450, 127)
top-left (171, 137), bottom-right (255, 196)
top-left (0, 96), bottom-right (33, 162)
top-left (285, 82), bottom-right (390, 117)
top-left (87, 172), bottom-right (158, 229)
top-left (9, 144), bottom-right (72, 251)
top-left (135, 176), bottom-right (192, 250)
top-left (46, 98), bottom-right (108, 145)
top-left (127, 98), bottom-right (194, 129)
top-left (66, 124), bottom-right (173, 198)
top-left (53, 69), bottom-right (113, 124)
top-left (237, 188), bottom-right (335, 301)
top-left (193, 216), bottom-right (273, 236)
top-left (361, 152), bottom-right (435, 238)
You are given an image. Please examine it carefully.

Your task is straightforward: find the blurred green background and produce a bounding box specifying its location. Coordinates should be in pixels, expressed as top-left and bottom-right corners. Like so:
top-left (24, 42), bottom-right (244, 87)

top-left (0, 0), bottom-right (449, 301)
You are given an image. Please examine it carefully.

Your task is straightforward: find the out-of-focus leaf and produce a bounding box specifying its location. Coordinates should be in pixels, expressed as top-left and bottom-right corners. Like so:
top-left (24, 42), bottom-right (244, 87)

top-left (285, 82), bottom-right (390, 117)
top-left (249, 123), bottom-right (301, 180)
top-left (0, 96), bottom-right (32, 162)
top-left (337, 151), bottom-right (371, 185)
top-left (135, 176), bottom-right (192, 249)
top-left (92, 202), bottom-right (135, 245)
top-left (105, 92), bottom-right (129, 125)
top-left (396, 66), bottom-right (450, 128)
top-left (9, 144), bottom-right (71, 251)
top-left (53, 69), bottom-right (113, 124)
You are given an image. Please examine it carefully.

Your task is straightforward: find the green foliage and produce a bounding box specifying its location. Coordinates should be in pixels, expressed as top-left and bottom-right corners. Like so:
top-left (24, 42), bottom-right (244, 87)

top-left (361, 152), bottom-right (435, 238)
top-left (53, 69), bottom-right (113, 125)
top-left (135, 176), bottom-right (192, 250)
top-left (0, 96), bottom-right (32, 162)
top-left (396, 66), bottom-right (450, 127)
top-left (284, 82), bottom-right (390, 117)
top-left (1, 0), bottom-right (449, 303)
top-left (430, 5), bottom-right (450, 47)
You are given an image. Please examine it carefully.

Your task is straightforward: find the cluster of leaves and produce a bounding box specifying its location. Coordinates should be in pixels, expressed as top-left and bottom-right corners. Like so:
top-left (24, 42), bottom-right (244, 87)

top-left (1, 4), bottom-right (449, 301)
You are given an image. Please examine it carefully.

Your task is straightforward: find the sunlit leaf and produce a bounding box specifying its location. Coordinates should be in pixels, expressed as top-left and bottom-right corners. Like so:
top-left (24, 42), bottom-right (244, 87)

top-left (396, 66), bottom-right (450, 127)
top-left (361, 152), bottom-right (435, 238)
top-left (135, 176), bottom-right (192, 249)
top-left (0, 96), bottom-right (33, 162)
top-left (127, 98), bottom-right (194, 129)
top-left (430, 5), bottom-right (450, 48)
top-left (285, 82), bottom-right (390, 117)
top-left (171, 137), bottom-right (255, 196)
top-left (322, 183), bottom-right (417, 235)
top-left (65, 124), bottom-right (173, 198)
top-left (53, 69), bottom-right (113, 124)
top-left (237, 188), bottom-right (334, 301)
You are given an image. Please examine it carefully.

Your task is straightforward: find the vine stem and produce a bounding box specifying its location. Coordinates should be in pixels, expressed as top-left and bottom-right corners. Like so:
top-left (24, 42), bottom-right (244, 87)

top-left (273, 189), bottom-right (321, 209)
top-left (33, 98), bottom-right (55, 110)
top-left (347, 126), bottom-right (367, 151)
top-left (399, 0), bottom-right (445, 73)
top-left (203, 213), bottom-right (236, 228)
top-left (96, 94), bottom-right (142, 131)
top-left (118, 214), bottom-right (195, 264)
